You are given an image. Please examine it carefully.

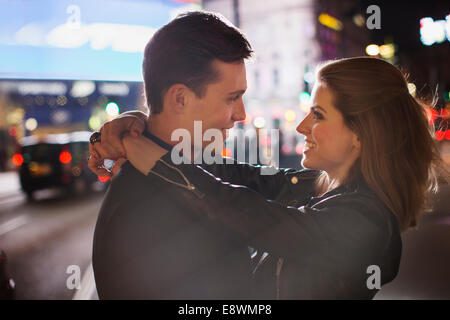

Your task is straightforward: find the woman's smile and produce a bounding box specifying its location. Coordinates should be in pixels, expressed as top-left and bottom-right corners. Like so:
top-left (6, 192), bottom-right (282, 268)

top-left (304, 140), bottom-right (317, 153)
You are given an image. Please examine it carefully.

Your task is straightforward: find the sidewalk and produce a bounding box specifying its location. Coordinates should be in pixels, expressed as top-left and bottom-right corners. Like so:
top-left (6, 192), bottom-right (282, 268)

top-left (0, 171), bottom-right (21, 196)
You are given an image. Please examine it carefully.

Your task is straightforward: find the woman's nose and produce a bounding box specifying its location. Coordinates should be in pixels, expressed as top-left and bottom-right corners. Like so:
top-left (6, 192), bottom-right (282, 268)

top-left (296, 114), bottom-right (311, 135)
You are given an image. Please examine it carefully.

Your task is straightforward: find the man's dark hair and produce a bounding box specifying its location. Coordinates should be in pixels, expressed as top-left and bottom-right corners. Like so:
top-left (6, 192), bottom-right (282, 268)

top-left (142, 11), bottom-right (253, 114)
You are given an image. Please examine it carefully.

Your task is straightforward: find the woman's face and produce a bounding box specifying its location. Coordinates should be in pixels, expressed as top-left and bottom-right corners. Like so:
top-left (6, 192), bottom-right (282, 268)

top-left (296, 84), bottom-right (360, 179)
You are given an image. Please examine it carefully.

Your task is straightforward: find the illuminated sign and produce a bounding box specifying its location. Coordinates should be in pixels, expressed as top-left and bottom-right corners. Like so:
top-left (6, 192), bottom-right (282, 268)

top-left (420, 15), bottom-right (450, 46)
top-left (0, 0), bottom-right (201, 81)
top-left (318, 13), bottom-right (343, 31)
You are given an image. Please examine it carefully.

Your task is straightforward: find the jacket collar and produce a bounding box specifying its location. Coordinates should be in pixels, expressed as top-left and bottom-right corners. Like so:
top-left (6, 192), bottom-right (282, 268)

top-left (142, 130), bottom-right (173, 152)
top-left (306, 171), bottom-right (369, 207)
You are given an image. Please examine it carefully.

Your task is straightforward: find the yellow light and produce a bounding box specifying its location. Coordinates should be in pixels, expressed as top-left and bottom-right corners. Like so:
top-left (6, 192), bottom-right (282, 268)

top-left (284, 110), bottom-right (297, 122)
top-left (379, 44), bottom-right (395, 59)
top-left (407, 83), bottom-right (416, 97)
top-left (89, 116), bottom-right (101, 130)
top-left (353, 14), bottom-right (365, 27)
top-left (253, 117), bottom-right (266, 129)
top-left (365, 44), bottom-right (380, 56)
top-left (318, 13), bottom-right (343, 31)
top-left (25, 118), bottom-right (38, 131)
top-left (7, 108), bottom-right (25, 124)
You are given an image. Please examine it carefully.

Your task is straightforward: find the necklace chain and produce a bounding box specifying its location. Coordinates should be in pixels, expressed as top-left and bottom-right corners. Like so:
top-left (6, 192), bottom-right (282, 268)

top-left (149, 159), bottom-right (196, 191)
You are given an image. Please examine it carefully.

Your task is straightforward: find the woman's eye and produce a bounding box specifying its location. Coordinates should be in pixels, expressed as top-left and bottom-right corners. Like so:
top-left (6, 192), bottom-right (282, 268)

top-left (312, 111), bottom-right (323, 120)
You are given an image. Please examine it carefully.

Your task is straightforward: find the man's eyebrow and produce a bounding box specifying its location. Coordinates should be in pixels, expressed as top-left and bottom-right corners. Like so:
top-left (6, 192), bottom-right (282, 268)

top-left (311, 105), bottom-right (327, 113)
top-left (228, 89), bottom-right (246, 96)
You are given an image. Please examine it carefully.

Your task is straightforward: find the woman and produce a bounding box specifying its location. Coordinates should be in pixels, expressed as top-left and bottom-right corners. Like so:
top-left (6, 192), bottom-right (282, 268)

top-left (91, 57), bottom-right (447, 299)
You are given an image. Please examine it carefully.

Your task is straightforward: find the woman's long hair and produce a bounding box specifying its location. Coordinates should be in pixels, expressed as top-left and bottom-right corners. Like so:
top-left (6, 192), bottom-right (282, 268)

top-left (315, 57), bottom-right (448, 232)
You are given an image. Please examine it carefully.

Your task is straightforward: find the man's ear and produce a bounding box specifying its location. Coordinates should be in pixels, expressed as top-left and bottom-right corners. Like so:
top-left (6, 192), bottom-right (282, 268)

top-left (165, 84), bottom-right (194, 114)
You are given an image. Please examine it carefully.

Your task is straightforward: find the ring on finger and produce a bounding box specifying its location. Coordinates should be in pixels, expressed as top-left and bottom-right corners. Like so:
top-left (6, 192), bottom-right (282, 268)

top-left (89, 131), bottom-right (102, 145)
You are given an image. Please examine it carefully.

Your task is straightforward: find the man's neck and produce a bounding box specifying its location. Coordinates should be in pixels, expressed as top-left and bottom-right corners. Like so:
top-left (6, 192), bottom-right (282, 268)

top-left (147, 114), bottom-right (178, 146)
top-left (146, 114), bottom-right (202, 162)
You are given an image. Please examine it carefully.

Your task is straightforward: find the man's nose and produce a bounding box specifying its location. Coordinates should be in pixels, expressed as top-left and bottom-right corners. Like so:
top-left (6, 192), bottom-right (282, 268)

top-left (232, 100), bottom-right (246, 122)
top-left (296, 113), bottom-right (312, 135)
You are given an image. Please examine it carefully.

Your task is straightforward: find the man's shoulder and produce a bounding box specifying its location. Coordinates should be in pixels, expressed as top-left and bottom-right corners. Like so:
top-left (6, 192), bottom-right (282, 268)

top-left (94, 163), bottom-right (159, 242)
top-left (110, 161), bottom-right (147, 189)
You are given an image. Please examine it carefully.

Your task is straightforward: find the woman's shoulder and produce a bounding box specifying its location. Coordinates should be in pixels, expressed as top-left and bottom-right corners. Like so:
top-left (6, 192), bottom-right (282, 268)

top-left (309, 176), bottom-right (397, 231)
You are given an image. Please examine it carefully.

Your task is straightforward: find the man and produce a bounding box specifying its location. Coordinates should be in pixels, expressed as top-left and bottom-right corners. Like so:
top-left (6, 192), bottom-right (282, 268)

top-left (90, 11), bottom-right (317, 299)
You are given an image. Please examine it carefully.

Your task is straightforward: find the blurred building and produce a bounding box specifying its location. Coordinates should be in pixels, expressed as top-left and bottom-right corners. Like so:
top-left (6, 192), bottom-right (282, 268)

top-left (359, 0), bottom-right (450, 158)
top-left (315, 0), bottom-right (371, 60)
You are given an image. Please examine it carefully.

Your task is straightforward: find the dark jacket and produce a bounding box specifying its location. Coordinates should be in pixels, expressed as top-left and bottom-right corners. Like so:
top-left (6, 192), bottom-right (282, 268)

top-left (163, 154), bottom-right (403, 300)
top-left (92, 152), bottom-right (317, 299)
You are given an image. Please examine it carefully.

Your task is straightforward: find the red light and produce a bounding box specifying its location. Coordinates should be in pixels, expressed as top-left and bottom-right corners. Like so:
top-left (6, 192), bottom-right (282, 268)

top-left (98, 176), bottom-right (110, 183)
top-left (12, 154), bottom-right (23, 166)
top-left (427, 108), bottom-right (438, 125)
top-left (281, 144), bottom-right (292, 155)
top-left (295, 143), bottom-right (304, 155)
top-left (222, 148), bottom-right (232, 157)
top-left (8, 127), bottom-right (17, 137)
top-left (59, 151), bottom-right (72, 164)
top-left (435, 130), bottom-right (445, 141)
top-left (446, 130), bottom-right (450, 140)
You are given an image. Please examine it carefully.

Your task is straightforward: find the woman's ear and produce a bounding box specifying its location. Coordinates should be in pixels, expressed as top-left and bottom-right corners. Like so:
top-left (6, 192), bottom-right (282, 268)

top-left (352, 134), bottom-right (361, 149)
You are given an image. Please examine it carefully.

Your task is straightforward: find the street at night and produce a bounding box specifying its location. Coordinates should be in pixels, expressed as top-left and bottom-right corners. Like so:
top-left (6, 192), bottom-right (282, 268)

top-left (0, 0), bottom-right (449, 304)
top-left (0, 171), bottom-right (101, 300)
top-left (1, 170), bottom-right (449, 299)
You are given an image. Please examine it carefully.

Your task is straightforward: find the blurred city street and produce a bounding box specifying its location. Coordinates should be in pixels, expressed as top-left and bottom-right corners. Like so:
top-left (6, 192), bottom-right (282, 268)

top-left (0, 170), bottom-right (449, 299)
top-left (0, 0), bottom-right (449, 301)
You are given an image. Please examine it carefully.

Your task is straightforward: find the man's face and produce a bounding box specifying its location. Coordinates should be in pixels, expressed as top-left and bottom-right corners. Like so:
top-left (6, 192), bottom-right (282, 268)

top-left (184, 60), bottom-right (247, 146)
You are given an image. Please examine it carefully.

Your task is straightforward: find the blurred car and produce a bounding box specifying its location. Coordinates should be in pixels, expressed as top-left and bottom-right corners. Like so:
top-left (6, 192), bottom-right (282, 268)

top-left (12, 131), bottom-right (109, 200)
top-left (0, 249), bottom-right (15, 300)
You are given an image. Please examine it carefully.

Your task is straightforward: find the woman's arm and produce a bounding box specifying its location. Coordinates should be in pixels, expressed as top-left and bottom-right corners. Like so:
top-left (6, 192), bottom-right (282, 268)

top-left (122, 133), bottom-right (390, 267)
top-left (122, 133), bottom-right (168, 175)
top-left (200, 160), bottom-right (319, 206)
top-left (92, 112), bottom-right (319, 203)
top-left (178, 164), bottom-right (390, 268)
top-left (88, 111), bottom-right (147, 176)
